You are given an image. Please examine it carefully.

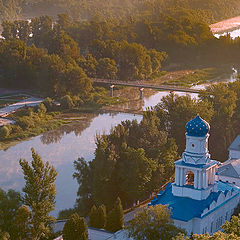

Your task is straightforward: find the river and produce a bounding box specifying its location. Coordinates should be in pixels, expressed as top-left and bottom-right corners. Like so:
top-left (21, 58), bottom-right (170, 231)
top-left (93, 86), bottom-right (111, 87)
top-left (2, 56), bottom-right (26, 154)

top-left (0, 70), bottom-right (238, 217)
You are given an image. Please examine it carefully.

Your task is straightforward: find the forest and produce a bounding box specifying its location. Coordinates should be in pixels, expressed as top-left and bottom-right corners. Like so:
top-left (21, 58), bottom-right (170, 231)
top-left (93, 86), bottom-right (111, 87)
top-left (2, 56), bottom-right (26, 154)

top-left (2, 5), bottom-right (240, 99)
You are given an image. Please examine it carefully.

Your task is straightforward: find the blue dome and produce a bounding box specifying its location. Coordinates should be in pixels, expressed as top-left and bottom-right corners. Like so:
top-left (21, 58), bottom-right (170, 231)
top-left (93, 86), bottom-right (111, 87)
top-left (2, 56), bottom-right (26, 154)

top-left (185, 115), bottom-right (210, 137)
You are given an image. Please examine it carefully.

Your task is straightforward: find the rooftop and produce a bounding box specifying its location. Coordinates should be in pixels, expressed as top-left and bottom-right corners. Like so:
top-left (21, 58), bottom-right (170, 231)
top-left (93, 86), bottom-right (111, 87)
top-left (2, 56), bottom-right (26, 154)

top-left (228, 135), bottom-right (240, 151)
top-left (149, 181), bottom-right (240, 222)
top-left (218, 159), bottom-right (240, 178)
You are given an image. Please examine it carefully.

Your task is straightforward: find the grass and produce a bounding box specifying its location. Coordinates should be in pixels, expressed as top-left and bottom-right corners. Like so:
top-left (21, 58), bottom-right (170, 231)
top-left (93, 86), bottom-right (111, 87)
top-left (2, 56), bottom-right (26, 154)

top-left (163, 68), bottom-right (226, 87)
top-left (0, 110), bottom-right (70, 150)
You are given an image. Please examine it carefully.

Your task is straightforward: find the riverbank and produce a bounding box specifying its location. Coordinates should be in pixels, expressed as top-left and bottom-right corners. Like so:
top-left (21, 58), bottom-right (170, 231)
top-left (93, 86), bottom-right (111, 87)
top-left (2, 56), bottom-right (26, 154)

top-left (0, 66), bottom-right (235, 150)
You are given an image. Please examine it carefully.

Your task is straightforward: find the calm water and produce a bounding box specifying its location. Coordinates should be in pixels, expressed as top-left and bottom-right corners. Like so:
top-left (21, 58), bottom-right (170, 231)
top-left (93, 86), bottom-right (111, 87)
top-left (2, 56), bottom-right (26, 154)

top-left (0, 70), bottom-right (237, 216)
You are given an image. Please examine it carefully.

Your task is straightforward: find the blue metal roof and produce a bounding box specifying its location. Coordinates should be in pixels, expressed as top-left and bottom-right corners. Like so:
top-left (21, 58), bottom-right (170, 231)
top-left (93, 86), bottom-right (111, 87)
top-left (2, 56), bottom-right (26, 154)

top-left (229, 135), bottom-right (240, 151)
top-left (185, 116), bottom-right (210, 137)
top-left (148, 182), bottom-right (240, 222)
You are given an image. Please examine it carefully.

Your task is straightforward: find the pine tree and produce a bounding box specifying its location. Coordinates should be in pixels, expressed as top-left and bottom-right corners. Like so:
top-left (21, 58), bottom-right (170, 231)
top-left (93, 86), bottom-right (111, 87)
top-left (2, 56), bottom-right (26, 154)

top-left (62, 213), bottom-right (88, 240)
top-left (89, 205), bottom-right (98, 228)
top-left (19, 148), bottom-right (57, 240)
top-left (106, 197), bottom-right (124, 232)
top-left (97, 204), bottom-right (107, 229)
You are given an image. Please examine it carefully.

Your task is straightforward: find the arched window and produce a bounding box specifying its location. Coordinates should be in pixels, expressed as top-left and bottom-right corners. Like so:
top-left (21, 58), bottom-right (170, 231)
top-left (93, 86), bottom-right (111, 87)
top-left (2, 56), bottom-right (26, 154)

top-left (185, 171), bottom-right (194, 186)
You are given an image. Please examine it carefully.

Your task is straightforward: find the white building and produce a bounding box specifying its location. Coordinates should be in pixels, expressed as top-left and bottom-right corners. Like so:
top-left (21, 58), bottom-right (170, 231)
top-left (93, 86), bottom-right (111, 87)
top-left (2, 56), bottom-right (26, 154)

top-left (149, 116), bottom-right (240, 235)
top-left (217, 135), bottom-right (240, 186)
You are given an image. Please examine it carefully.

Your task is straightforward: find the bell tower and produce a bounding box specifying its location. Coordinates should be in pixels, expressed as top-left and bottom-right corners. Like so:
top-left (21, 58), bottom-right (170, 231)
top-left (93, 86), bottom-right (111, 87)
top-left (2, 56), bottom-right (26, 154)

top-left (172, 116), bottom-right (218, 200)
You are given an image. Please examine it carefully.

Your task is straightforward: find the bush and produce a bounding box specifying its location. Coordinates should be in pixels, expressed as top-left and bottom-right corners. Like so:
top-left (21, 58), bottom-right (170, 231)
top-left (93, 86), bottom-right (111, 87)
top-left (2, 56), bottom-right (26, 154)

top-left (62, 213), bottom-right (88, 240)
top-left (43, 98), bottom-right (55, 112)
top-left (60, 95), bottom-right (74, 109)
top-left (37, 103), bottom-right (47, 114)
top-left (17, 116), bottom-right (35, 130)
top-left (0, 125), bottom-right (10, 139)
top-left (11, 125), bottom-right (22, 134)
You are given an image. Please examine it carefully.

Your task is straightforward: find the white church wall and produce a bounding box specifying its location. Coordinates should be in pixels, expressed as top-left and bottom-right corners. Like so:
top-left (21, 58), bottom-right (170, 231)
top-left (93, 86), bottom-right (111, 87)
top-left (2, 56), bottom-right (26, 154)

top-left (173, 194), bottom-right (240, 235)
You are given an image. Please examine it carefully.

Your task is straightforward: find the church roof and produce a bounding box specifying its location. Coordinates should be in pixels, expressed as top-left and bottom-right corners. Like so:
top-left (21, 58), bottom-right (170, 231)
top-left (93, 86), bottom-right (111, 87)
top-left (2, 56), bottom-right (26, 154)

top-left (218, 159), bottom-right (240, 178)
top-left (149, 181), bottom-right (240, 222)
top-left (185, 116), bottom-right (210, 137)
top-left (228, 135), bottom-right (240, 151)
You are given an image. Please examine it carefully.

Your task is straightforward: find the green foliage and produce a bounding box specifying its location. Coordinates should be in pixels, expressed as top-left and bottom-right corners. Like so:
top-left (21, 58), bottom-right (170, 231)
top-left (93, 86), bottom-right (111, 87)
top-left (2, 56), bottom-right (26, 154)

top-left (96, 58), bottom-right (117, 79)
top-left (222, 214), bottom-right (240, 236)
top-left (97, 204), bottom-right (107, 229)
top-left (17, 116), bottom-right (35, 130)
top-left (127, 205), bottom-right (185, 240)
top-left (155, 94), bottom-right (214, 155)
top-left (14, 205), bottom-right (31, 240)
top-left (37, 103), bottom-right (47, 114)
top-left (0, 229), bottom-right (10, 240)
top-left (19, 148), bottom-right (57, 240)
top-left (74, 110), bottom-right (178, 213)
top-left (0, 126), bottom-right (10, 139)
top-left (60, 95), bottom-right (74, 109)
top-left (89, 204), bottom-right (107, 229)
top-left (57, 208), bottom-right (77, 220)
top-left (89, 205), bottom-right (98, 228)
top-left (0, 189), bottom-right (21, 237)
top-left (106, 197), bottom-right (124, 232)
top-left (62, 213), bottom-right (88, 240)
top-left (43, 97), bottom-right (55, 112)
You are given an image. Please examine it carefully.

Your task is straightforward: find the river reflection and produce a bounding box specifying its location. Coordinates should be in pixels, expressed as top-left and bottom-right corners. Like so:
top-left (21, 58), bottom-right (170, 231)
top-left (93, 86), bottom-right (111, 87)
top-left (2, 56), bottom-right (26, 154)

top-left (0, 68), bottom-right (238, 216)
top-left (0, 112), bottom-right (142, 216)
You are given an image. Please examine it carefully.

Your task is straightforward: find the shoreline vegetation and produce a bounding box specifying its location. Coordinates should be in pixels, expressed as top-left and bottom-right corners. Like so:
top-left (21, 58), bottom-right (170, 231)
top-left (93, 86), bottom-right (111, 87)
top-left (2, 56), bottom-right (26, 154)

top-left (0, 65), bottom-right (236, 150)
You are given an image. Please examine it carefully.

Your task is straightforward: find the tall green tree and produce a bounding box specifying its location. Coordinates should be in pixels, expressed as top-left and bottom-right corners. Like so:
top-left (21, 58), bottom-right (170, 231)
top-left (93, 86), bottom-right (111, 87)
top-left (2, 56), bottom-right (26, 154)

top-left (62, 213), bottom-right (88, 240)
top-left (19, 148), bottom-right (57, 240)
top-left (106, 197), bottom-right (124, 232)
top-left (89, 205), bottom-right (98, 228)
top-left (97, 204), bottom-right (107, 229)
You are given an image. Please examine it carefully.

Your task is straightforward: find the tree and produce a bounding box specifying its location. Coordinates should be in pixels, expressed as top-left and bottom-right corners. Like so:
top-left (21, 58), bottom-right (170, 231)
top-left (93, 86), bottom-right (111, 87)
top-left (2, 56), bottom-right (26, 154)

top-left (96, 58), bottom-right (118, 79)
top-left (19, 148), bottom-right (58, 240)
top-left (106, 197), bottom-right (124, 232)
top-left (14, 205), bottom-right (31, 240)
top-left (62, 213), bottom-right (88, 240)
top-left (0, 189), bottom-right (21, 237)
top-left (89, 204), bottom-right (107, 229)
top-left (222, 214), bottom-right (240, 236)
top-left (0, 126), bottom-right (10, 139)
top-left (155, 94), bottom-right (214, 154)
top-left (127, 205), bottom-right (185, 240)
top-left (89, 205), bottom-right (98, 228)
top-left (63, 64), bottom-right (92, 96)
top-left (97, 204), bottom-right (107, 229)
top-left (60, 95), bottom-right (74, 109)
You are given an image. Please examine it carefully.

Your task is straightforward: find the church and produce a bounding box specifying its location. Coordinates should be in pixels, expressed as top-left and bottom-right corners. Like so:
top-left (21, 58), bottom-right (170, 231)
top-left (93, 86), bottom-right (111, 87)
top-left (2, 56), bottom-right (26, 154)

top-left (149, 116), bottom-right (240, 235)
